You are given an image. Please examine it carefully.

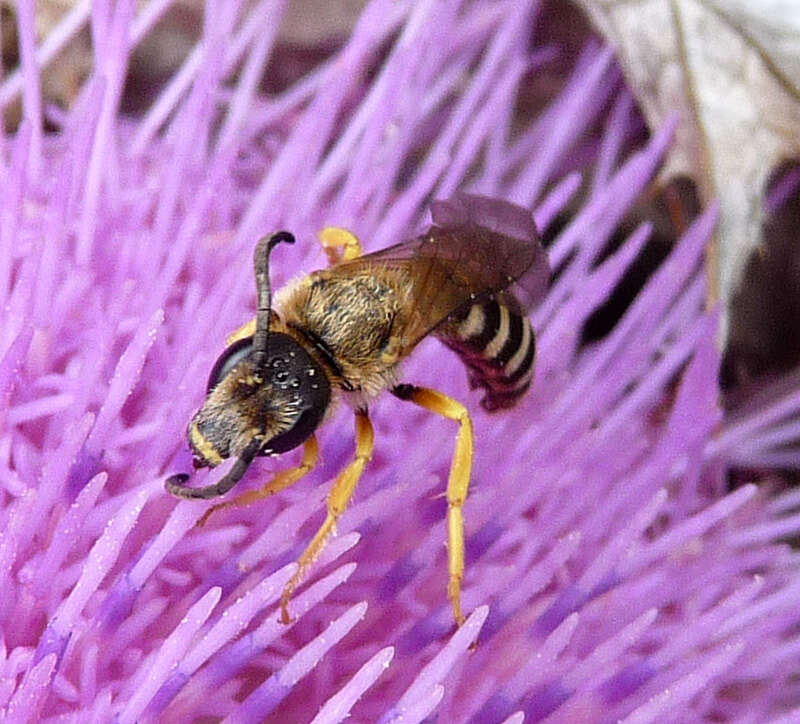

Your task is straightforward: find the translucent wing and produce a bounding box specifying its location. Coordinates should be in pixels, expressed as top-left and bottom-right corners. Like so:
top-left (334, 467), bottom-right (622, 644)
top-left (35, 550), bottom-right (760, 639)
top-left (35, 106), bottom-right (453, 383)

top-left (429, 193), bottom-right (550, 312)
top-left (330, 193), bottom-right (550, 354)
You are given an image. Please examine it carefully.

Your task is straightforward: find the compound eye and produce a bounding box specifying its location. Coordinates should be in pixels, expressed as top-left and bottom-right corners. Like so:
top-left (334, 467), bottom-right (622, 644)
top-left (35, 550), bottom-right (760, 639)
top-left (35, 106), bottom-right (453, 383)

top-left (207, 337), bottom-right (253, 393)
top-left (262, 404), bottom-right (321, 454)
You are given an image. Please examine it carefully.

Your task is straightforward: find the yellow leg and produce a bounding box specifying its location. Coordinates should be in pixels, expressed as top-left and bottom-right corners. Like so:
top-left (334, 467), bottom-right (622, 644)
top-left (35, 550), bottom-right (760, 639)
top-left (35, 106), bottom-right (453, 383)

top-left (317, 227), bottom-right (363, 266)
top-left (226, 317), bottom-right (257, 346)
top-left (196, 436), bottom-right (319, 528)
top-left (280, 411), bottom-right (373, 623)
top-left (392, 384), bottom-right (474, 627)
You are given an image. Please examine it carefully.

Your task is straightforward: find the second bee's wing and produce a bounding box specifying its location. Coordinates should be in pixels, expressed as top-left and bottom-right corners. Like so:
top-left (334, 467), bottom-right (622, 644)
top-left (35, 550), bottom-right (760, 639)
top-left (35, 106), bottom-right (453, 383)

top-left (333, 194), bottom-right (550, 354)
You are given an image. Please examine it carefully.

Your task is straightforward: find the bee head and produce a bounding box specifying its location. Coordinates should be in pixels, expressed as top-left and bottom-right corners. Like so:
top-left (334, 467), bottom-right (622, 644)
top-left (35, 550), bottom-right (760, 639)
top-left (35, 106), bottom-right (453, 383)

top-left (188, 332), bottom-right (330, 468)
top-left (166, 229), bottom-right (328, 501)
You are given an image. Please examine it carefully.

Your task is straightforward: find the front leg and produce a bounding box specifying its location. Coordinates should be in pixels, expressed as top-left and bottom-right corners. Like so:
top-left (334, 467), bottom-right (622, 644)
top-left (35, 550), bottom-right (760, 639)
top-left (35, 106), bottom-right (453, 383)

top-left (225, 317), bottom-right (256, 346)
top-left (317, 227), bottom-right (363, 266)
top-left (196, 436), bottom-right (319, 528)
top-left (280, 409), bottom-right (374, 623)
top-left (392, 384), bottom-right (474, 627)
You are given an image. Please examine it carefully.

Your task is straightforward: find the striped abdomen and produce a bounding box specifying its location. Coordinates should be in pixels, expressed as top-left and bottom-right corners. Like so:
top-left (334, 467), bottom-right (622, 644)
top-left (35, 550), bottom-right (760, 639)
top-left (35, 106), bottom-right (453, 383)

top-left (437, 298), bottom-right (535, 412)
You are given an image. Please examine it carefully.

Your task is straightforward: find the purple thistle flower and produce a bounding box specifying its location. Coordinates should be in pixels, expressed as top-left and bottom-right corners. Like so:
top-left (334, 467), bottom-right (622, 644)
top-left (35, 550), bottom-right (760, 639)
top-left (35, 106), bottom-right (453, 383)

top-left (1, 0), bottom-right (800, 722)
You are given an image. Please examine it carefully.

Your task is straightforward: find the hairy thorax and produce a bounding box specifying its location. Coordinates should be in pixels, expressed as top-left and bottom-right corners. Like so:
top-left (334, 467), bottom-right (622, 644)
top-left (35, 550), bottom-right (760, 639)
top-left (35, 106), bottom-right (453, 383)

top-left (275, 268), bottom-right (410, 396)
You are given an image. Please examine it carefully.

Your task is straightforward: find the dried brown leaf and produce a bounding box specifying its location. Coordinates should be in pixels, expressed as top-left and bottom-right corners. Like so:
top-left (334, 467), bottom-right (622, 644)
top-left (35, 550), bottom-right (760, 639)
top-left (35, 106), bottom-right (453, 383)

top-left (574, 0), bottom-right (800, 338)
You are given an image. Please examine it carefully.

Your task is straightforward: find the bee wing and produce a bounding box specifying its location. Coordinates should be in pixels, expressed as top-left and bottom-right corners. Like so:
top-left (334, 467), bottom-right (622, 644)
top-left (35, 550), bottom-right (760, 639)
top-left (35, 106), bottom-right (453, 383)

top-left (335, 194), bottom-right (550, 353)
top-left (431, 193), bottom-right (551, 312)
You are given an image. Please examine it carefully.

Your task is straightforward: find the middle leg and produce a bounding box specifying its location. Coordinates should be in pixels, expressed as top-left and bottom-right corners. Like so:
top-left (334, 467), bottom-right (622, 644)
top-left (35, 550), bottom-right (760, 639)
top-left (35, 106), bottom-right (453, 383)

top-left (280, 409), bottom-right (374, 623)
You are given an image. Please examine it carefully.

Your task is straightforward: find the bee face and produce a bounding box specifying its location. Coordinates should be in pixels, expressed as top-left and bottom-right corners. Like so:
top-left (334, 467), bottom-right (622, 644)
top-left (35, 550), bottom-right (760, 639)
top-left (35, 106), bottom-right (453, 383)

top-left (188, 333), bottom-right (330, 468)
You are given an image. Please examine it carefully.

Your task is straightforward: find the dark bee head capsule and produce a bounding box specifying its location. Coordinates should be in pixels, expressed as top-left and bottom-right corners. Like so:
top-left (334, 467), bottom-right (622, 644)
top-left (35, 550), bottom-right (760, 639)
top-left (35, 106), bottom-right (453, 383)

top-left (206, 336), bottom-right (252, 394)
top-left (164, 230), bottom-right (325, 501)
top-left (190, 332), bottom-right (330, 468)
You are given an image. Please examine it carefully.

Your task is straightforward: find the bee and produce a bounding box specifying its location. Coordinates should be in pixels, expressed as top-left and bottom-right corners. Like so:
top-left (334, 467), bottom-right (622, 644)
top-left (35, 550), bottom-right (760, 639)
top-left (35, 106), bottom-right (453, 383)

top-left (165, 193), bottom-right (550, 628)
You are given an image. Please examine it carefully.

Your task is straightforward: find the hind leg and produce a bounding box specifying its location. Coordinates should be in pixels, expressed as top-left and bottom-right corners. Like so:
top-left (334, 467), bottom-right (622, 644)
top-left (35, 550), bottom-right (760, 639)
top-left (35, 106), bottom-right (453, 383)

top-left (392, 384), bottom-right (474, 626)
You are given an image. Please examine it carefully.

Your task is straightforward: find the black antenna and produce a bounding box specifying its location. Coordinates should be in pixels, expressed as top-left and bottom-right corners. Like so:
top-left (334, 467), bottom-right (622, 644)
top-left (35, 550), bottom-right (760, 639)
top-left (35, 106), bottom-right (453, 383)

top-left (252, 230), bottom-right (295, 369)
top-left (164, 437), bottom-right (263, 499)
